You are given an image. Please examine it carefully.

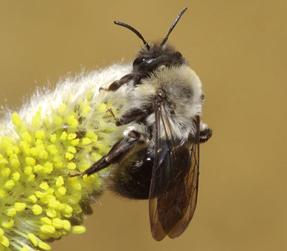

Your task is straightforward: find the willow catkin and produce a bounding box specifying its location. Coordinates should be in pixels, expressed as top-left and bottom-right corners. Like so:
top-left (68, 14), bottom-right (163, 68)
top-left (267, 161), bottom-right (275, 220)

top-left (0, 64), bottom-right (130, 251)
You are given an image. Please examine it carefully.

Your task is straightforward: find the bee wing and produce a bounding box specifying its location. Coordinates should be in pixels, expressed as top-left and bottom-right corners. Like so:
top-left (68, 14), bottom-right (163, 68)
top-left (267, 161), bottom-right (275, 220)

top-left (149, 100), bottom-right (200, 241)
top-left (167, 138), bottom-right (200, 238)
top-left (149, 100), bottom-right (175, 240)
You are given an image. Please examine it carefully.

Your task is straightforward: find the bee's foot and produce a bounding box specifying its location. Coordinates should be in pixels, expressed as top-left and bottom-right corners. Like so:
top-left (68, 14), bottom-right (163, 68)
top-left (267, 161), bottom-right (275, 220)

top-left (99, 87), bottom-right (109, 92)
top-left (68, 171), bottom-right (83, 177)
top-left (199, 128), bottom-right (212, 143)
top-left (106, 108), bottom-right (121, 125)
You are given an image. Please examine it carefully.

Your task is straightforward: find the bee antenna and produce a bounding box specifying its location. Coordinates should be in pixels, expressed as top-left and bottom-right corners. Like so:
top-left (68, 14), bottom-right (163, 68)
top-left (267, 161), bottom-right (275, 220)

top-left (114, 21), bottom-right (150, 50)
top-left (160, 7), bottom-right (188, 47)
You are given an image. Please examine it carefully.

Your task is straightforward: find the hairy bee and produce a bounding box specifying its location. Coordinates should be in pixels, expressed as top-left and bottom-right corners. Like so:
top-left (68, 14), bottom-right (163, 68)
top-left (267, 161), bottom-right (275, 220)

top-left (81, 8), bottom-right (212, 240)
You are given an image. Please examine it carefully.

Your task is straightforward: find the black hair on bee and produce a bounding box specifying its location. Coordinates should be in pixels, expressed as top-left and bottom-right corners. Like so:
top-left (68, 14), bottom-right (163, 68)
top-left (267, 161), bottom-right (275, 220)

top-left (78, 7), bottom-right (212, 241)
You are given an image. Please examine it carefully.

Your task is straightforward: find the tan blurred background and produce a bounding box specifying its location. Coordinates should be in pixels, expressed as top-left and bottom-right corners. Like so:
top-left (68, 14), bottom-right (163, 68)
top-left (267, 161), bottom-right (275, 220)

top-left (0, 0), bottom-right (287, 250)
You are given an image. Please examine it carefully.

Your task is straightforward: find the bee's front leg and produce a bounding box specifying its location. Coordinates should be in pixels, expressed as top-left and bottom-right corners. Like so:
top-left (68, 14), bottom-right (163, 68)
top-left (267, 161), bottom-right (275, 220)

top-left (105, 73), bottom-right (135, 91)
top-left (82, 130), bottom-right (146, 176)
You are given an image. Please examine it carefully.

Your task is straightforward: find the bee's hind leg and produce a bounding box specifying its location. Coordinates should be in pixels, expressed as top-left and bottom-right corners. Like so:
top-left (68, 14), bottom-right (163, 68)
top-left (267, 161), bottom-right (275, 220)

top-left (83, 130), bottom-right (146, 176)
top-left (199, 122), bottom-right (212, 143)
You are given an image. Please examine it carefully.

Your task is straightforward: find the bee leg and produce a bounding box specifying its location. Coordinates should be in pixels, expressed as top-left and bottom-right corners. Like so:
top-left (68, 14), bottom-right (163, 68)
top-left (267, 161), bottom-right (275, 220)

top-left (83, 130), bottom-right (145, 176)
top-left (106, 72), bottom-right (147, 91)
top-left (199, 127), bottom-right (212, 143)
top-left (116, 105), bottom-right (153, 126)
top-left (106, 108), bottom-right (120, 125)
top-left (106, 73), bottom-right (135, 91)
top-left (99, 87), bottom-right (109, 92)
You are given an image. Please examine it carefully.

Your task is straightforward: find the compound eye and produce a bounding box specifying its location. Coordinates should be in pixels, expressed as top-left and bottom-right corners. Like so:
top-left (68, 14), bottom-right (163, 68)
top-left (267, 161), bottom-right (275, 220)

top-left (142, 57), bottom-right (155, 64)
top-left (133, 57), bottom-right (146, 66)
top-left (133, 57), bottom-right (142, 66)
top-left (174, 51), bottom-right (183, 58)
top-left (133, 56), bottom-right (155, 66)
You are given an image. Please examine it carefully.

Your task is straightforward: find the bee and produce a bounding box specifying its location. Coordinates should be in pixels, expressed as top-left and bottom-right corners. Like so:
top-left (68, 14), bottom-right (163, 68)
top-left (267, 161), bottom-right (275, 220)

top-left (80, 7), bottom-right (212, 240)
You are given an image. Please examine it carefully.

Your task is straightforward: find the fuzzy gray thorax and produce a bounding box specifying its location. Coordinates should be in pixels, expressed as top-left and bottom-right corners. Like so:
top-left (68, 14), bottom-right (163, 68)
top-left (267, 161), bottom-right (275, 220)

top-left (110, 64), bottom-right (204, 141)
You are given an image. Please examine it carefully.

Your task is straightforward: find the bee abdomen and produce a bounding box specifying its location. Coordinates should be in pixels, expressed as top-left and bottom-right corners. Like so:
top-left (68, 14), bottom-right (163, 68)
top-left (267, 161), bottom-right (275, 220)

top-left (110, 152), bottom-right (153, 199)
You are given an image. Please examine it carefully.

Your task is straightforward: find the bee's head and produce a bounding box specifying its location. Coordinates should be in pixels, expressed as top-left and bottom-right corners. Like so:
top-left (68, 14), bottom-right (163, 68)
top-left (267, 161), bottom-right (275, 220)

top-left (114, 7), bottom-right (188, 73)
top-left (132, 44), bottom-right (185, 73)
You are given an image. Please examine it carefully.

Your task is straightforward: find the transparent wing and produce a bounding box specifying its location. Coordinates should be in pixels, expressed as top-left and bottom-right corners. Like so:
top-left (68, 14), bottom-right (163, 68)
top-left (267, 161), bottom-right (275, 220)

top-left (168, 134), bottom-right (200, 238)
top-left (149, 98), bottom-right (200, 241)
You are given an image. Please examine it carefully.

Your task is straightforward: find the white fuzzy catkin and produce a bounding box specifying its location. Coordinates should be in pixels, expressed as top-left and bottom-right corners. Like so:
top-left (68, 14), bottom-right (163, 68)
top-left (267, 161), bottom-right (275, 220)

top-left (1, 64), bottom-right (131, 135)
top-left (0, 64), bottom-right (130, 251)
